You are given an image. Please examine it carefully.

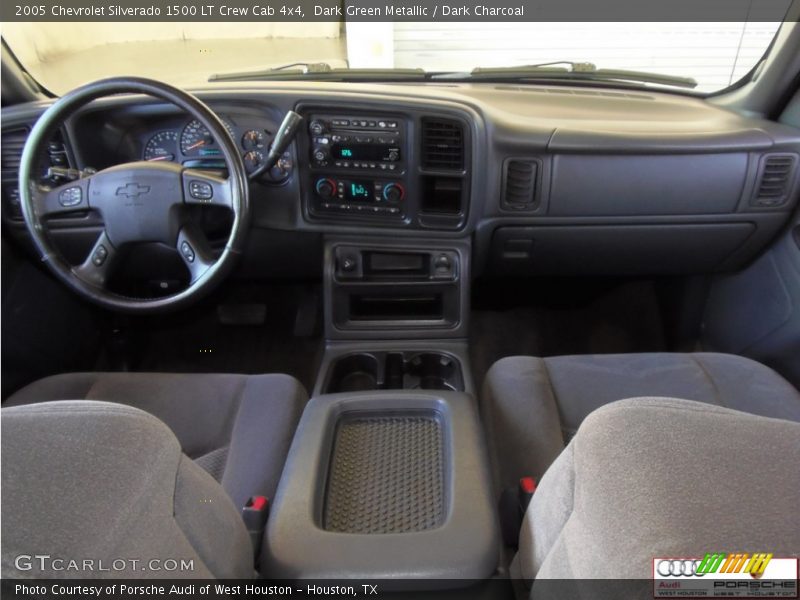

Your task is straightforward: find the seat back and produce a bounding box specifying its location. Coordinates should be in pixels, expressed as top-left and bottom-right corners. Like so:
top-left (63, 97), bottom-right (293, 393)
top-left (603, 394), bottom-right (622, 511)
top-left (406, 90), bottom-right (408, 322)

top-left (1, 401), bottom-right (253, 578)
top-left (513, 397), bottom-right (800, 583)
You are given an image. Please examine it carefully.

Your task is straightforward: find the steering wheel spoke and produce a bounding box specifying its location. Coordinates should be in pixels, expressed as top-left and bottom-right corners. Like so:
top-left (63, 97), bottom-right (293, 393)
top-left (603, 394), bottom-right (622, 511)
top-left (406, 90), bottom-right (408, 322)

top-left (71, 230), bottom-right (118, 289)
top-left (176, 224), bottom-right (216, 284)
top-left (31, 178), bottom-right (92, 219)
top-left (182, 169), bottom-right (233, 209)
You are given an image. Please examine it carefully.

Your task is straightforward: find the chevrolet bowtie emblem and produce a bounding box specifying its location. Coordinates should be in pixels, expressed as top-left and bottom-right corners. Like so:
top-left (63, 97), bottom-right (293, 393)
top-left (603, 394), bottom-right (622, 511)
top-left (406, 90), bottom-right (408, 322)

top-left (116, 182), bottom-right (151, 198)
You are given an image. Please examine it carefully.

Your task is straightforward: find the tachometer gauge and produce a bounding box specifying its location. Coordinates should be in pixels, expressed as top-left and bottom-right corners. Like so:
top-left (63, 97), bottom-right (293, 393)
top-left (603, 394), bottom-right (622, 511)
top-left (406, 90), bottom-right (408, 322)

top-left (143, 131), bottom-right (178, 162)
top-left (180, 118), bottom-right (235, 157)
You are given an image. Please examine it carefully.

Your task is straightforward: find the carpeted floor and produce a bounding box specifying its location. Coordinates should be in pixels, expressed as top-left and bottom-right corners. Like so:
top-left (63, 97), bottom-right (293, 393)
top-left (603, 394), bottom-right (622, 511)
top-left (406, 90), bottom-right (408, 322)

top-left (116, 282), bottom-right (323, 394)
top-left (469, 278), bottom-right (668, 390)
top-left (105, 278), bottom-right (669, 397)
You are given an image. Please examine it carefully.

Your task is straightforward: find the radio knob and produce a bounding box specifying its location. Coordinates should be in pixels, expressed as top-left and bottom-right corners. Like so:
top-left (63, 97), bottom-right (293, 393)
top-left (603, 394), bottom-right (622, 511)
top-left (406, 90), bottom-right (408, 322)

top-left (382, 183), bottom-right (405, 203)
top-left (315, 178), bottom-right (336, 199)
top-left (309, 120), bottom-right (325, 136)
top-left (387, 149), bottom-right (400, 162)
top-left (313, 149), bottom-right (328, 163)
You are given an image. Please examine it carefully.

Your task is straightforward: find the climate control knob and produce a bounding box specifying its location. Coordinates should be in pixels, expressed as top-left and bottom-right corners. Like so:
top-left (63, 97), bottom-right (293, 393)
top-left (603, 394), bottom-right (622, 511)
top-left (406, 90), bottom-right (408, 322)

top-left (315, 178), bottom-right (337, 199)
top-left (382, 183), bottom-right (405, 203)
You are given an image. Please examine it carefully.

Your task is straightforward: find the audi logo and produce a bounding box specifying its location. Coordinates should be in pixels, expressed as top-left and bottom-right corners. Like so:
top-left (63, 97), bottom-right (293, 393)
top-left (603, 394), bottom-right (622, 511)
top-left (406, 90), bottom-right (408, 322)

top-left (657, 559), bottom-right (705, 577)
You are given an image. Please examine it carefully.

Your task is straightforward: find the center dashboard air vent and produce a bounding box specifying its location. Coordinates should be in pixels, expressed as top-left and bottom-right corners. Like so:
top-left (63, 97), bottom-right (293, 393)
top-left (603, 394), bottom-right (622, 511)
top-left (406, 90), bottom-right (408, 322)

top-left (421, 118), bottom-right (464, 171)
top-left (502, 159), bottom-right (540, 211)
top-left (753, 154), bottom-right (797, 208)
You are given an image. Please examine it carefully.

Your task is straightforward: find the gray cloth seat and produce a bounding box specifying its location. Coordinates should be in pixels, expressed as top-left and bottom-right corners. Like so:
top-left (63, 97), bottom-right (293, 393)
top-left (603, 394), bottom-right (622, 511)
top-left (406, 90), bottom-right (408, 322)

top-left (513, 397), bottom-right (800, 583)
top-left (2, 401), bottom-right (255, 578)
top-left (5, 372), bottom-right (307, 509)
top-left (482, 352), bottom-right (800, 489)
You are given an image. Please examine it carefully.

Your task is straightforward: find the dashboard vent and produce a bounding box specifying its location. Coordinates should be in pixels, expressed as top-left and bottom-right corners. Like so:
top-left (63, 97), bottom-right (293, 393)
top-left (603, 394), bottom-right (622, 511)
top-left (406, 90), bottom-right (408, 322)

top-left (502, 159), bottom-right (539, 210)
top-left (1, 127), bottom-right (29, 173)
top-left (421, 118), bottom-right (464, 170)
top-left (754, 154), bottom-right (797, 207)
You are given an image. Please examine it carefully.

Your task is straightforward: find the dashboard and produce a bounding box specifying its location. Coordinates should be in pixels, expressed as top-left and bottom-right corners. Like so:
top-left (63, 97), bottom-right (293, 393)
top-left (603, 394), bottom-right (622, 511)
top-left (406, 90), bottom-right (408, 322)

top-left (2, 81), bottom-right (799, 278)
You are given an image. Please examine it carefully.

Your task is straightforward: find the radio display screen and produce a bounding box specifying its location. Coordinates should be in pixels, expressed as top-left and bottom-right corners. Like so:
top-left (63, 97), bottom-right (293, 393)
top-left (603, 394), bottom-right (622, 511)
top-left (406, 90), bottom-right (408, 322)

top-left (332, 144), bottom-right (397, 161)
top-left (344, 181), bottom-right (373, 201)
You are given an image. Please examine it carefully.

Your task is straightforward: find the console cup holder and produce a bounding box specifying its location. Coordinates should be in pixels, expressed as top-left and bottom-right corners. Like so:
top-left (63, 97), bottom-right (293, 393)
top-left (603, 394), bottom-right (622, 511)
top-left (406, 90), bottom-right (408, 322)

top-left (325, 351), bottom-right (463, 393)
top-left (327, 354), bottom-right (379, 392)
top-left (405, 353), bottom-right (458, 391)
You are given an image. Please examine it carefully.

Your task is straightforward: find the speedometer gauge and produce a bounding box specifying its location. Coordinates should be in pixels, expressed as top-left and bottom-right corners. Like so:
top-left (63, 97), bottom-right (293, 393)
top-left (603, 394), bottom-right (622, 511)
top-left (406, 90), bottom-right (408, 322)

top-left (180, 118), bottom-right (235, 157)
top-left (143, 131), bottom-right (178, 162)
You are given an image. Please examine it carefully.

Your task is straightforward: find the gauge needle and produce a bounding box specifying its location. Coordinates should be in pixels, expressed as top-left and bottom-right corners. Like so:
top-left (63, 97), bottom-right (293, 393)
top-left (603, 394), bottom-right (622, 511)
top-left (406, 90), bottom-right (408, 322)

top-left (147, 155), bottom-right (173, 162)
top-left (186, 140), bottom-right (206, 150)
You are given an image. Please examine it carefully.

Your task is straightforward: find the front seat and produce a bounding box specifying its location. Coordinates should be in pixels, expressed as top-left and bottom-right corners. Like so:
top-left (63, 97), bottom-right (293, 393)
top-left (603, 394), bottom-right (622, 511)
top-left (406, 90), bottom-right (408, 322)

top-left (512, 397), bottom-right (800, 585)
top-left (2, 401), bottom-right (256, 578)
top-left (4, 372), bottom-right (307, 509)
top-left (482, 352), bottom-right (800, 490)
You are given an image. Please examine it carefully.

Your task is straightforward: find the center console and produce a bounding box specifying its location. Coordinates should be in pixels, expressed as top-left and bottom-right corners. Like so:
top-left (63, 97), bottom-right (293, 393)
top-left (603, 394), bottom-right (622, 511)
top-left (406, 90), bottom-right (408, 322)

top-left (261, 105), bottom-right (495, 584)
top-left (257, 225), bottom-right (492, 583)
top-left (261, 391), bottom-right (499, 582)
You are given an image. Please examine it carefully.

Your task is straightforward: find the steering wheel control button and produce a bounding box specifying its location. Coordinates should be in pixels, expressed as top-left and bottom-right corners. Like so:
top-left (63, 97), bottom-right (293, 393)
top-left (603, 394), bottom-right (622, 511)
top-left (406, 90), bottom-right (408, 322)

top-left (188, 180), bottom-right (213, 201)
top-left (180, 241), bottom-right (196, 263)
top-left (92, 245), bottom-right (108, 267)
top-left (58, 186), bottom-right (83, 207)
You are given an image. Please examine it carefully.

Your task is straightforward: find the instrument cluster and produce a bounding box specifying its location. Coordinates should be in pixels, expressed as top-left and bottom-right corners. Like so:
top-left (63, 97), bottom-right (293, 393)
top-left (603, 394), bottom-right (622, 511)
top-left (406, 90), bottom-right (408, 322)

top-left (141, 113), bottom-right (293, 182)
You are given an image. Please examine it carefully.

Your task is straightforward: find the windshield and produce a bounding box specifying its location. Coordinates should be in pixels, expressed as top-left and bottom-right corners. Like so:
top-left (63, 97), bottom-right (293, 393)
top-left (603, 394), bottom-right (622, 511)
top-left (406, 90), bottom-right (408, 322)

top-left (1, 21), bottom-right (782, 95)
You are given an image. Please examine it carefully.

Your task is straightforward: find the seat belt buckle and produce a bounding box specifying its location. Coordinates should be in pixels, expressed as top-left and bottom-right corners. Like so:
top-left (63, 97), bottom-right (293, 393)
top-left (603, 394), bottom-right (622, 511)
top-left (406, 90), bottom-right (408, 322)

top-left (242, 496), bottom-right (269, 560)
top-left (499, 476), bottom-right (537, 548)
top-left (519, 476), bottom-right (537, 511)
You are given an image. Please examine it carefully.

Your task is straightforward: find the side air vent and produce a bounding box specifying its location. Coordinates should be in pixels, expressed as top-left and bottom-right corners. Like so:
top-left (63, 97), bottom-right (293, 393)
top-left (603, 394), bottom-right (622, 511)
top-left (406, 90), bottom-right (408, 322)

top-left (753, 154), bottom-right (797, 208)
top-left (502, 159), bottom-right (539, 210)
top-left (1, 127), bottom-right (29, 173)
top-left (421, 118), bottom-right (464, 170)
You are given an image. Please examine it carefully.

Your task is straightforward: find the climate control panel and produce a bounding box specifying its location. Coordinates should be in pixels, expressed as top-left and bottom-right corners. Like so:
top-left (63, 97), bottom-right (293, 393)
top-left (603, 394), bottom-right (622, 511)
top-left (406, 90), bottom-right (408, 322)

top-left (313, 177), bottom-right (405, 216)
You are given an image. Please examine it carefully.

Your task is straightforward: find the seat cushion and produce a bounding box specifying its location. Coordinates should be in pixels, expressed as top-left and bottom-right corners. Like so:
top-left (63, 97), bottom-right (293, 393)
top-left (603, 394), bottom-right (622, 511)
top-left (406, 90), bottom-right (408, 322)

top-left (5, 372), bottom-right (308, 509)
top-left (513, 397), bottom-right (800, 581)
top-left (482, 352), bottom-right (800, 489)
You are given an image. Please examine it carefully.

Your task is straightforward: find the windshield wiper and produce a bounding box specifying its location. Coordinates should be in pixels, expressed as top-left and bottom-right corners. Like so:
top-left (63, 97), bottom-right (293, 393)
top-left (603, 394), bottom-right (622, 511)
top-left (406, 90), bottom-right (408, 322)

top-left (438, 61), bottom-right (697, 89)
top-left (209, 64), bottom-right (426, 83)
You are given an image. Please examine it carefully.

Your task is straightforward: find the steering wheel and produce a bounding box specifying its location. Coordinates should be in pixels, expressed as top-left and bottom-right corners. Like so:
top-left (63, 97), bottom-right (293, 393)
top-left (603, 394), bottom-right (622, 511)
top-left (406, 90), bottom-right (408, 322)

top-left (18, 77), bottom-right (249, 314)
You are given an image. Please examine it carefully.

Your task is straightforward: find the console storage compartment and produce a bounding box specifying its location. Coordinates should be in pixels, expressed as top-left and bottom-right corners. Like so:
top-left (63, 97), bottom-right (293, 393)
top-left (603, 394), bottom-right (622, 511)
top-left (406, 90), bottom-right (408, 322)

top-left (261, 391), bottom-right (499, 581)
top-left (325, 238), bottom-right (470, 339)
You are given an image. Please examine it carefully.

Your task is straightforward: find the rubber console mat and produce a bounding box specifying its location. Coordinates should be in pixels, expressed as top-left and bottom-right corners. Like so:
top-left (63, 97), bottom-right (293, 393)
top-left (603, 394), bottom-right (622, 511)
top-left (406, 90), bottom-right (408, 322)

top-left (323, 413), bottom-right (445, 534)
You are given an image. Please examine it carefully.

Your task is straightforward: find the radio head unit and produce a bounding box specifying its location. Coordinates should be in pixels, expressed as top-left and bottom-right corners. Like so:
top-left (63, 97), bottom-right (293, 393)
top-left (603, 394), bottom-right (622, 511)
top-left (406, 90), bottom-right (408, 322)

top-left (308, 114), bottom-right (405, 173)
